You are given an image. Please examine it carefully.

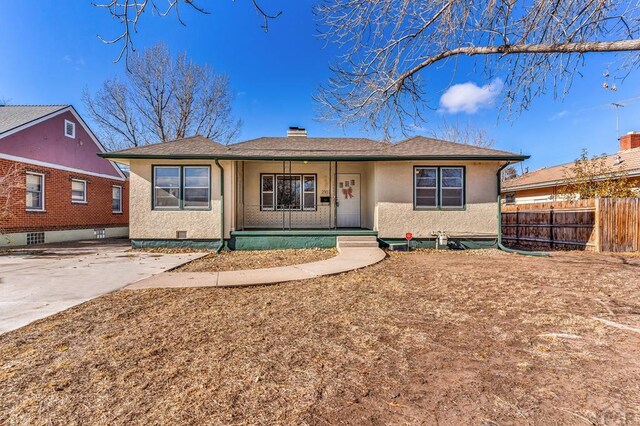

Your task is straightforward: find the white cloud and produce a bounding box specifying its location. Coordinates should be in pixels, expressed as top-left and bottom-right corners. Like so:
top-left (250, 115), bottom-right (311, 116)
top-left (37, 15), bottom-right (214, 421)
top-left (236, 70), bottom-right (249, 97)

top-left (550, 110), bottom-right (568, 121)
top-left (439, 78), bottom-right (503, 114)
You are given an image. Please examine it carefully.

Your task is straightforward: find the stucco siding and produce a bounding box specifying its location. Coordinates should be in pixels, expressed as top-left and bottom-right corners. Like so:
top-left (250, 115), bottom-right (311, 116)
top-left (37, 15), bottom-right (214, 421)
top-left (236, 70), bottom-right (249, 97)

top-left (373, 161), bottom-right (501, 238)
top-left (129, 159), bottom-right (231, 240)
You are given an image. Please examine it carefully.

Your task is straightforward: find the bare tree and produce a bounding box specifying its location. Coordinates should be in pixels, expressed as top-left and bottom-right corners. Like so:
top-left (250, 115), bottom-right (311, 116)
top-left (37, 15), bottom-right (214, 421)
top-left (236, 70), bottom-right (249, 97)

top-left (84, 43), bottom-right (241, 149)
top-left (314, 1), bottom-right (640, 136)
top-left (0, 164), bottom-right (24, 236)
top-left (94, 0), bottom-right (282, 64)
top-left (430, 120), bottom-right (494, 148)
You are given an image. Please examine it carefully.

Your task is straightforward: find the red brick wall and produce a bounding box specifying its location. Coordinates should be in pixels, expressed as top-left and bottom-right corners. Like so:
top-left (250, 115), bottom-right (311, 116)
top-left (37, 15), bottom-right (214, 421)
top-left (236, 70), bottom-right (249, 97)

top-left (0, 158), bottom-right (129, 233)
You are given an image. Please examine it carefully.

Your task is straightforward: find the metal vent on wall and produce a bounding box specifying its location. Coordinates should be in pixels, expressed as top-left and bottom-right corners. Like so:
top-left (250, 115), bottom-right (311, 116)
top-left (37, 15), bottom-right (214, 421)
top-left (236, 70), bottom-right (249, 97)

top-left (26, 232), bottom-right (45, 245)
top-left (95, 228), bottom-right (106, 239)
top-left (176, 231), bottom-right (187, 239)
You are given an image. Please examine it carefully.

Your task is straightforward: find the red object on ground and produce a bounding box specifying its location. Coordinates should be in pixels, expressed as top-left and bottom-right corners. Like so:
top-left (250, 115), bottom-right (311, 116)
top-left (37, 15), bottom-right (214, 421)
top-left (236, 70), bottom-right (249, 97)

top-left (405, 232), bottom-right (413, 241)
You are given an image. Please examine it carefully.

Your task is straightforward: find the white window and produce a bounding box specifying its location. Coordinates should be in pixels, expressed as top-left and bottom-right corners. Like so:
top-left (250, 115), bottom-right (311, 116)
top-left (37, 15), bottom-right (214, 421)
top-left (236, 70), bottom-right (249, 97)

top-left (414, 166), bottom-right (465, 209)
top-left (261, 175), bottom-right (275, 210)
top-left (183, 166), bottom-right (210, 209)
top-left (64, 119), bottom-right (76, 139)
top-left (303, 175), bottom-right (316, 210)
top-left (71, 179), bottom-right (87, 203)
top-left (260, 174), bottom-right (316, 211)
top-left (414, 167), bottom-right (437, 208)
top-left (112, 185), bottom-right (123, 213)
top-left (440, 167), bottom-right (464, 208)
top-left (26, 172), bottom-right (45, 211)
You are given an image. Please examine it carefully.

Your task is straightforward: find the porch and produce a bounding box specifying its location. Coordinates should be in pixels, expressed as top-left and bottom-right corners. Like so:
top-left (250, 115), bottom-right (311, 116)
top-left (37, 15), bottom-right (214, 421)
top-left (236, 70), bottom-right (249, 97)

top-left (228, 229), bottom-right (379, 250)
top-left (232, 160), bottom-right (375, 232)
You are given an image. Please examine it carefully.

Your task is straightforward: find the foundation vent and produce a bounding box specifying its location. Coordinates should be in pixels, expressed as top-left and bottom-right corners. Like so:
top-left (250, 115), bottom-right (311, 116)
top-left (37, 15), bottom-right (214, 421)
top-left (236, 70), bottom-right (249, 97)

top-left (176, 231), bottom-right (187, 239)
top-left (26, 232), bottom-right (45, 245)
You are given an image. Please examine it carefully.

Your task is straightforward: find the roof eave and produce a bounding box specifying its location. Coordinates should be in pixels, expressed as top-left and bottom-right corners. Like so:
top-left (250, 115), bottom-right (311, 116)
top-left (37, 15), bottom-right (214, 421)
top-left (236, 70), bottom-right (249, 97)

top-left (99, 153), bottom-right (530, 162)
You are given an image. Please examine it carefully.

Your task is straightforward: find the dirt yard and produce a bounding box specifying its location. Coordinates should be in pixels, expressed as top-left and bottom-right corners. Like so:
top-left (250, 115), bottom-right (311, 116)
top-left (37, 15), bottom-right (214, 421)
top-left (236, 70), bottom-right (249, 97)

top-left (1, 249), bottom-right (640, 425)
top-left (174, 248), bottom-right (336, 272)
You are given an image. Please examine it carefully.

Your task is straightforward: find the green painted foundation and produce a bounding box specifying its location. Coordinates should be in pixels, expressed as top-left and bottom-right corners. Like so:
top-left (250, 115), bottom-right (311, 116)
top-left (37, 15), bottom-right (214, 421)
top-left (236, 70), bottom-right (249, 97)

top-left (378, 237), bottom-right (498, 250)
top-left (228, 229), bottom-right (378, 250)
top-left (132, 239), bottom-right (223, 250)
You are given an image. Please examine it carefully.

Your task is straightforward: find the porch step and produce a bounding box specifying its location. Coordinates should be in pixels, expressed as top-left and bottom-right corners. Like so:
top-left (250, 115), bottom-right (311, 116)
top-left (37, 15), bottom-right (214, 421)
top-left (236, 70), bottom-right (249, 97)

top-left (336, 235), bottom-right (379, 249)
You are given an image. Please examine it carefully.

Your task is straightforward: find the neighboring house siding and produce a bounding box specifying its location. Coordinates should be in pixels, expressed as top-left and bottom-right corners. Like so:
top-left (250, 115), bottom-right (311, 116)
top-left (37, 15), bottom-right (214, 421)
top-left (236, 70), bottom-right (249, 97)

top-left (373, 161), bottom-right (501, 238)
top-left (128, 159), bottom-right (229, 240)
top-left (0, 111), bottom-right (121, 178)
top-left (0, 158), bottom-right (129, 235)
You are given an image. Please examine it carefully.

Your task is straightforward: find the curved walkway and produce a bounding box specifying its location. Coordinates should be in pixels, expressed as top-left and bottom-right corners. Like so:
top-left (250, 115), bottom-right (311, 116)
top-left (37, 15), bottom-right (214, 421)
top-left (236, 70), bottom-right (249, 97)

top-left (125, 247), bottom-right (387, 290)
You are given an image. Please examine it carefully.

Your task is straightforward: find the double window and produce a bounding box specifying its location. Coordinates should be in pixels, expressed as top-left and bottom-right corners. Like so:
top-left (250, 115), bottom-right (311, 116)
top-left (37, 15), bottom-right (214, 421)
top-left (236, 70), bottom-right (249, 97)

top-left (112, 186), bottom-right (123, 213)
top-left (414, 166), bottom-right (465, 209)
top-left (71, 179), bottom-right (87, 203)
top-left (26, 172), bottom-right (45, 211)
top-left (153, 166), bottom-right (211, 210)
top-left (261, 174), bottom-right (316, 211)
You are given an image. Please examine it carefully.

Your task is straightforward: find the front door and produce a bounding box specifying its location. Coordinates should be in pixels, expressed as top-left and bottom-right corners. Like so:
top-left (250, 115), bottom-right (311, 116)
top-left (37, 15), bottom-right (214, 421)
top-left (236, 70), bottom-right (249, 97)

top-left (336, 173), bottom-right (361, 228)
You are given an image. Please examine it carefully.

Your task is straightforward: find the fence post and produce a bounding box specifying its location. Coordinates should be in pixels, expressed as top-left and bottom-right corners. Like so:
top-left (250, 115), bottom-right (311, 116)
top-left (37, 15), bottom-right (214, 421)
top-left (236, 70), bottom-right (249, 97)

top-left (516, 210), bottom-right (520, 246)
top-left (549, 206), bottom-right (554, 250)
top-left (595, 199), bottom-right (601, 252)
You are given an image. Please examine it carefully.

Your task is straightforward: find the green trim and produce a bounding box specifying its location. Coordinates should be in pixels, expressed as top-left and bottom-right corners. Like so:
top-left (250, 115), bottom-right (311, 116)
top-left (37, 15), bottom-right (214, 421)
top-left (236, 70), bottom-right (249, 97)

top-left (228, 235), bottom-right (337, 250)
top-left (379, 237), bottom-right (497, 250)
top-left (131, 239), bottom-right (222, 250)
top-left (100, 153), bottom-right (530, 162)
top-left (230, 229), bottom-right (378, 236)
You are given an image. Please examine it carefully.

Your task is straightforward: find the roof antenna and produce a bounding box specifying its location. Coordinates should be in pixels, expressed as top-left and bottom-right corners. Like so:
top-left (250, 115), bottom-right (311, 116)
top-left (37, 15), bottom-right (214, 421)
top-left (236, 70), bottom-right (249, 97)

top-left (612, 102), bottom-right (625, 140)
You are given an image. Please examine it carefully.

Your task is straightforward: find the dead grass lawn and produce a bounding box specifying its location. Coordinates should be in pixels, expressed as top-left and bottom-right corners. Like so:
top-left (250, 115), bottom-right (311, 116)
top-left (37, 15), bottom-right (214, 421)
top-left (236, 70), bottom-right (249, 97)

top-left (174, 248), bottom-right (337, 272)
top-left (1, 249), bottom-right (640, 424)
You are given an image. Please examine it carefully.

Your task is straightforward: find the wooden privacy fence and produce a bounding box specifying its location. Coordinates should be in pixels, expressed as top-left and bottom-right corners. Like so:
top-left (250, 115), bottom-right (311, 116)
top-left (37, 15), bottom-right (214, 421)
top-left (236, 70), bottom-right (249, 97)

top-left (501, 198), bottom-right (640, 252)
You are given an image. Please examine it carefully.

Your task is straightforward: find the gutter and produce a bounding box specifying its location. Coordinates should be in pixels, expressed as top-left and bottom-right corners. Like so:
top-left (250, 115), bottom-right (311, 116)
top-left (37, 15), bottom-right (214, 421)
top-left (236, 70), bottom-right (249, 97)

top-left (496, 162), bottom-right (549, 257)
top-left (98, 153), bottom-right (530, 162)
top-left (214, 159), bottom-right (225, 253)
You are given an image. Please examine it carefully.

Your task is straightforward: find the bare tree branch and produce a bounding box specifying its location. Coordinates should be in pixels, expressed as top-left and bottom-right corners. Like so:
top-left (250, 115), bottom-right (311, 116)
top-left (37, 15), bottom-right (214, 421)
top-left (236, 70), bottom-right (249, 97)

top-left (314, 0), bottom-right (640, 137)
top-left (94, 0), bottom-right (282, 65)
top-left (0, 163), bottom-right (25, 237)
top-left (84, 43), bottom-right (241, 150)
top-left (430, 119), bottom-right (495, 148)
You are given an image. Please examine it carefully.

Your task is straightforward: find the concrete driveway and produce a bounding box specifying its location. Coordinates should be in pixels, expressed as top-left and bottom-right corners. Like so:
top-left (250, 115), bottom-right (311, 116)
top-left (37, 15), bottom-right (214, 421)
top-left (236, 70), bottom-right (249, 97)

top-left (0, 239), bottom-right (205, 334)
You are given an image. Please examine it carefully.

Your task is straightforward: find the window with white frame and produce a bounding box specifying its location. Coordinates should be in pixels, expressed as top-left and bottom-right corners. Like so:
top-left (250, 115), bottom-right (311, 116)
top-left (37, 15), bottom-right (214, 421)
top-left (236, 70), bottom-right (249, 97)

top-left (414, 166), bottom-right (465, 209)
top-left (261, 175), bottom-right (275, 210)
top-left (64, 119), bottom-right (76, 138)
top-left (152, 166), bottom-right (210, 210)
top-left (71, 179), bottom-right (87, 203)
top-left (26, 172), bottom-right (44, 211)
top-left (260, 174), bottom-right (316, 211)
top-left (112, 185), bottom-right (123, 213)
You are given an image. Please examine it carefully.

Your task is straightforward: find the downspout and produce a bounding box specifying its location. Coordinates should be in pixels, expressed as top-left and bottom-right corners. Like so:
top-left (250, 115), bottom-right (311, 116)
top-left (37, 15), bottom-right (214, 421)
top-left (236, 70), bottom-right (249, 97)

top-left (496, 162), bottom-right (549, 257)
top-left (215, 159), bottom-right (225, 253)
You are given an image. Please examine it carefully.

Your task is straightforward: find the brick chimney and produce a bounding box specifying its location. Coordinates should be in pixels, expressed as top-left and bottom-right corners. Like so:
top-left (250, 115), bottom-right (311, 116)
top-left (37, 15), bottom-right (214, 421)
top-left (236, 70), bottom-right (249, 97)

top-left (620, 131), bottom-right (640, 151)
top-left (287, 126), bottom-right (307, 137)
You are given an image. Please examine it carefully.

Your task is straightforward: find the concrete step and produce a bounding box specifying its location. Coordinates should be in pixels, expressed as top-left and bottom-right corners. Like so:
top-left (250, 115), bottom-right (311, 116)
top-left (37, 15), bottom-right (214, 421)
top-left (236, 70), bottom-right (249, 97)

top-left (337, 241), bottom-right (380, 248)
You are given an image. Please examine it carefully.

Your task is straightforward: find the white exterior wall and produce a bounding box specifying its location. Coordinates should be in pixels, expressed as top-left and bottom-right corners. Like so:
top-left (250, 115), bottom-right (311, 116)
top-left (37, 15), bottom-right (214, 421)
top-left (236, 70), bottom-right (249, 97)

top-left (373, 161), bottom-right (501, 239)
top-left (129, 159), bottom-right (233, 240)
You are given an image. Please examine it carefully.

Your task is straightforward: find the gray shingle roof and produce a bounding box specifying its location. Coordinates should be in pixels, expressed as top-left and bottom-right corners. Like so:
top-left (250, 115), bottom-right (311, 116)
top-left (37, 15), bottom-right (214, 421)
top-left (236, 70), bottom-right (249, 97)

top-left (102, 134), bottom-right (528, 161)
top-left (0, 105), bottom-right (69, 135)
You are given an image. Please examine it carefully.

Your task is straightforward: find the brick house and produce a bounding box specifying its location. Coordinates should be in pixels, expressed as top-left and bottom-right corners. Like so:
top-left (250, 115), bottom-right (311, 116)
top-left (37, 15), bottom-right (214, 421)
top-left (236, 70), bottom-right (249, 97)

top-left (0, 105), bottom-right (128, 246)
top-left (502, 132), bottom-right (640, 204)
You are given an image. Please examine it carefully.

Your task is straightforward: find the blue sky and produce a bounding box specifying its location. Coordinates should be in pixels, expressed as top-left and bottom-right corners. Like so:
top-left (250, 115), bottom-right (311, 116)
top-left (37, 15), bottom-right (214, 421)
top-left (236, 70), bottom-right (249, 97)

top-left (1, 1), bottom-right (640, 172)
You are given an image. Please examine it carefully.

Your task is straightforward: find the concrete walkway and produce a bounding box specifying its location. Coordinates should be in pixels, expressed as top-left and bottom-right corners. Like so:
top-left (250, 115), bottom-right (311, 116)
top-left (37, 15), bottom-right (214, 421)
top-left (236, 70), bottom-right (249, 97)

top-left (0, 239), bottom-right (206, 334)
top-left (125, 246), bottom-right (386, 289)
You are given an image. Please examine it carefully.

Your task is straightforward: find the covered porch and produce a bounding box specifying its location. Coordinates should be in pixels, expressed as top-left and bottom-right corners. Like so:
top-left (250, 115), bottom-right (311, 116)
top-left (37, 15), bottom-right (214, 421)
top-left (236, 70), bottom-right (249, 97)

top-left (232, 160), bottom-right (375, 232)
